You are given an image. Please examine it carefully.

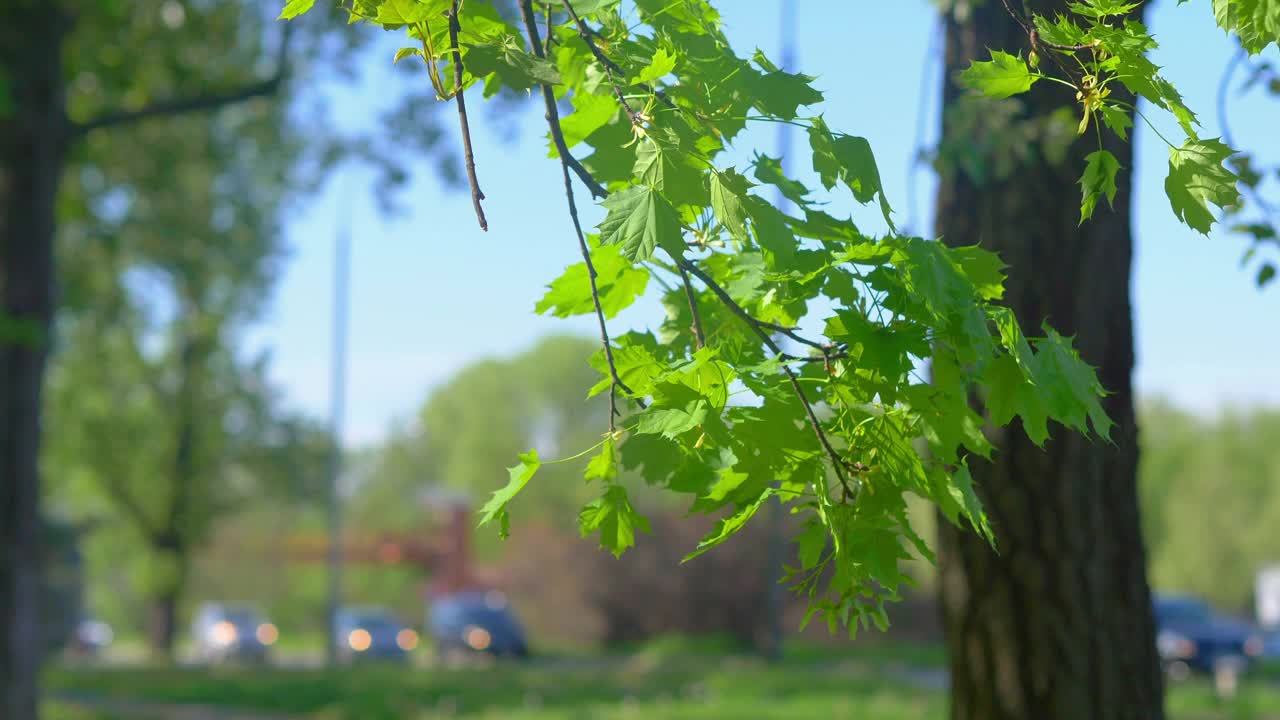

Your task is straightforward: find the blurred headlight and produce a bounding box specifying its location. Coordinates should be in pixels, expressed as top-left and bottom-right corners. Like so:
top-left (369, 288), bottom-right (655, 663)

top-left (1244, 636), bottom-right (1263, 657)
top-left (348, 629), bottom-right (372, 652)
top-left (396, 629), bottom-right (419, 651)
top-left (256, 623), bottom-right (279, 646)
top-left (211, 621), bottom-right (238, 647)
top-left (463, 625), bottom-right (491, 651)
top-left (1157, 631), bottom-right (1196, 659)
top-left (81, 621), bottom-right (113, 646)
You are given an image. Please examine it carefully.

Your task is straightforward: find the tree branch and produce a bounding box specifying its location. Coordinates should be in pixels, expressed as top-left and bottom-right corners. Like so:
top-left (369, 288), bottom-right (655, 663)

top-left (517, 5), bottom-right (609, 199)
top-left (560, 0), bottom-right (679, 115)
top-left (71, 23), bottom-right (295, 137)
top-left (679, 260), bottom-right (854, 500)
top-left (677, 264), bottom-right (706, 349)
top-left (520, 0), bottom-right (643, 427)
top-left (449, 0), bottom-right (489, 231)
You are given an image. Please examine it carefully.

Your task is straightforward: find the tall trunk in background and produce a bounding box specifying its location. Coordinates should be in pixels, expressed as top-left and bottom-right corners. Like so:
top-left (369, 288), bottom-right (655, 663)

top-left (1, 6), bottom-right (69, 719)
top-left (934, 2), bottom-right (1163, 719)
top-left (143, 535), bottom-right (189, 660)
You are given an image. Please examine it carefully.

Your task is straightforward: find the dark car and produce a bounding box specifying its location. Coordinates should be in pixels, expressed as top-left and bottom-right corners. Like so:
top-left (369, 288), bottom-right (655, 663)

top-left (1154, 595), bottom-right (1264, 677)
top-left (334, 607), bottom-right (418, 665)
top-left (429, 591), bottom-right (528, 660)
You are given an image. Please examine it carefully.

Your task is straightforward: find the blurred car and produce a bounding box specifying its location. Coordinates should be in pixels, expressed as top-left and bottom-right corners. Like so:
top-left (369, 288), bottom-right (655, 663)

top-left (192, 604), bottom-right (277, 665)
top-left (67, 615), bottom-right (113, 659)
top-left (1154, 595), bottom-right (1264, 678)
top-left (334, 606), bottom-right (418, 665)
top-left (429, 590), bottom-right (528, 660)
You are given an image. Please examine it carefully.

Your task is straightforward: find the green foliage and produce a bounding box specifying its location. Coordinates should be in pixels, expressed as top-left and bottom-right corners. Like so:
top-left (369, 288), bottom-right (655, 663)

top-left (1190, 0), bottom-right (1280, 54)
top-left (479, 451), bottom-right (542, 538)
top-left (959, 50), bottom-right (1040, 99)
top-left (1166, 139), bottom-right (1242, 234)
top-left (280, 0), bottom-right (1249, 633)
top-left (962, 1), bottom-right (1261, 236)
top-left (1140, 399), bottom-right (1280, 611)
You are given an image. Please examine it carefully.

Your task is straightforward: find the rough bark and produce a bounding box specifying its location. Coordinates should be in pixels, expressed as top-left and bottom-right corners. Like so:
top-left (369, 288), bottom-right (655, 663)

top-left (1, 6), bottom-right (70, 719)
top-left (934, 3), bottom-right (1164, 719)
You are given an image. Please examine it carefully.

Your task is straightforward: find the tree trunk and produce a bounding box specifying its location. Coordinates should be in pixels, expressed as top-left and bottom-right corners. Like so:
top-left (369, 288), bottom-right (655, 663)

top-left (145, 587), bottom-right (182, 660)
top-left (1, 7), bottom-right (70, 719)
top-left (934, 3), bottom-right (1164, 719)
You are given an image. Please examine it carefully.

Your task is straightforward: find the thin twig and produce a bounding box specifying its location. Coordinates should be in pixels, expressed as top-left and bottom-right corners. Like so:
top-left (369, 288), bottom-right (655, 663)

top-left (680, 260), bottom-right (854, 500)
top-left (996, 0), bottom-right (1078, 84)
top-left (998, 0), bottom-right (1032, 35)
top-left (518, 1), bottom-right (608, 199)
top-left (756, 319), bottom-right (841, 358)
top-left (677, 264), bottom-right (706, 349)
top-left (560, 0), bottom-right (679, 114)
top-left (561, 0), bottom-right (637, 123)
top-left (449, 0), bottom-right (488, 231)
top-left (543, 3), bottom-right (554, 56)
top-left (519, 0), bottom-right (643, 424)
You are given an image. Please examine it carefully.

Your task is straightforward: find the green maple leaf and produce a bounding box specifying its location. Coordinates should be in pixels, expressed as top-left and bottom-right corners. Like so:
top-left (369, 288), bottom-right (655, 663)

top-left (636, 47), bottom-right (677, 84)
top-left (983, 354), bottom-right (1051, 446)
top-left (683, 488), bottom-right (773, 562)
top-left (596, 185), bottom-right (684, 261)
top-left (933, 464), bottom-right (994, 545)
top-left (376, 0), bottom-right (445, 25)
top-left (1068, 0), bottom-right (1142, 18)
top-left (795, 518), bottom-right (828, 570)
top-left (1099, 105), bottom-right (1133, 140)
top-left (477, 450), bottom-right (541, 538)
top-left (535, 243), bottom-right (649, 319)
top-left (634, 382), bottom-right (711, 439)
top-left (749, 50), bottom-right (822, 120)
top-left (1206, 0), bottom-right (1280, 54)
top-left (1033, 328), bottom-right (1113, 440)
top-left (1079, 150), bottom-right (1121, 223)
top-left (588, 341), bottom-right (663, 398)
top-left (752, 153), bottom-right (808, 206)
top-left (465, 38), bottom-right (561, 92)
top-left (710, 169), bottom-right (752, 242)
top-left (948, 245), bottom-right (1007, 301)
top-left (633, 131), bottom-right (706, 205)
top-left (557, 92), bottom-right (620, 150)
top-left (959, 50), bottom-right (1039, 99)
top-left (279, 0), bottom-right (316, 20)
top-left (579, 484), bottom-right (650, 557)
top-left (1165, 138), bottom-right (1240, 234)
top-left (584, 438), bottom-right (617, 483)
top-left (809, 117), bottom-right (894, 227)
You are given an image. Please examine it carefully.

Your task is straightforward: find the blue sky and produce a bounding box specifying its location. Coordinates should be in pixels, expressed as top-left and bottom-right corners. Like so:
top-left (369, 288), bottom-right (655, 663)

top-left (253, 1), bottom-right (1279, 446)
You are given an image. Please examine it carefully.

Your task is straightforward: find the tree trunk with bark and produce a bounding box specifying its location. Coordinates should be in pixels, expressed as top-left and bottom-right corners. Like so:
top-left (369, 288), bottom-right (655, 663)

top-left (934, 2), bottom-right (1164, 719)
top-left (1, 6), bottom-right (69, 719)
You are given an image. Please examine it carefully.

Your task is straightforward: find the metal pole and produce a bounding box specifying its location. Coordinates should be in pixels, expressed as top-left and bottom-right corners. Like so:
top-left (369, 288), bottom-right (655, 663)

top-left (763, 0), bottom-right (797, 665)
top-left (324, 193), bottom-right (351, 668)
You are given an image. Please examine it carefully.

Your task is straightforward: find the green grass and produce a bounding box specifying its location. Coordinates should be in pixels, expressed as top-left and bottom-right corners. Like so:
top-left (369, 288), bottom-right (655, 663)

top-left (45, 653), bottom-right (1280, 720)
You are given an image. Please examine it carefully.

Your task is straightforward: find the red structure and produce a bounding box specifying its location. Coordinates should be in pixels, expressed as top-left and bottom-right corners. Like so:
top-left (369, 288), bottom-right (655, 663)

top-left (285, 498), bottom-right (498, 601)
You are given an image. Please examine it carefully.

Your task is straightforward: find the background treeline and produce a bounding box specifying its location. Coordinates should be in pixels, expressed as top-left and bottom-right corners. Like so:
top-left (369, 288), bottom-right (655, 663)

top-left (62, 335), bottom-right (1280, 649)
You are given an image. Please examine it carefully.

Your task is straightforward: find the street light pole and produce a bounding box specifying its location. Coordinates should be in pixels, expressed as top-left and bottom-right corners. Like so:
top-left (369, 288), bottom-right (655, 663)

top-left (324, 194), bottom-right (351, 668)
top-left (763, 0), bottom-right (797, 665)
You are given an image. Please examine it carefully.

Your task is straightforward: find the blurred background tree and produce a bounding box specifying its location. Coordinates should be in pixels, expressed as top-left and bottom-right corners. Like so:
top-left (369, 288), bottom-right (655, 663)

top-left (1139, 399), bottom-right (1280, 613)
